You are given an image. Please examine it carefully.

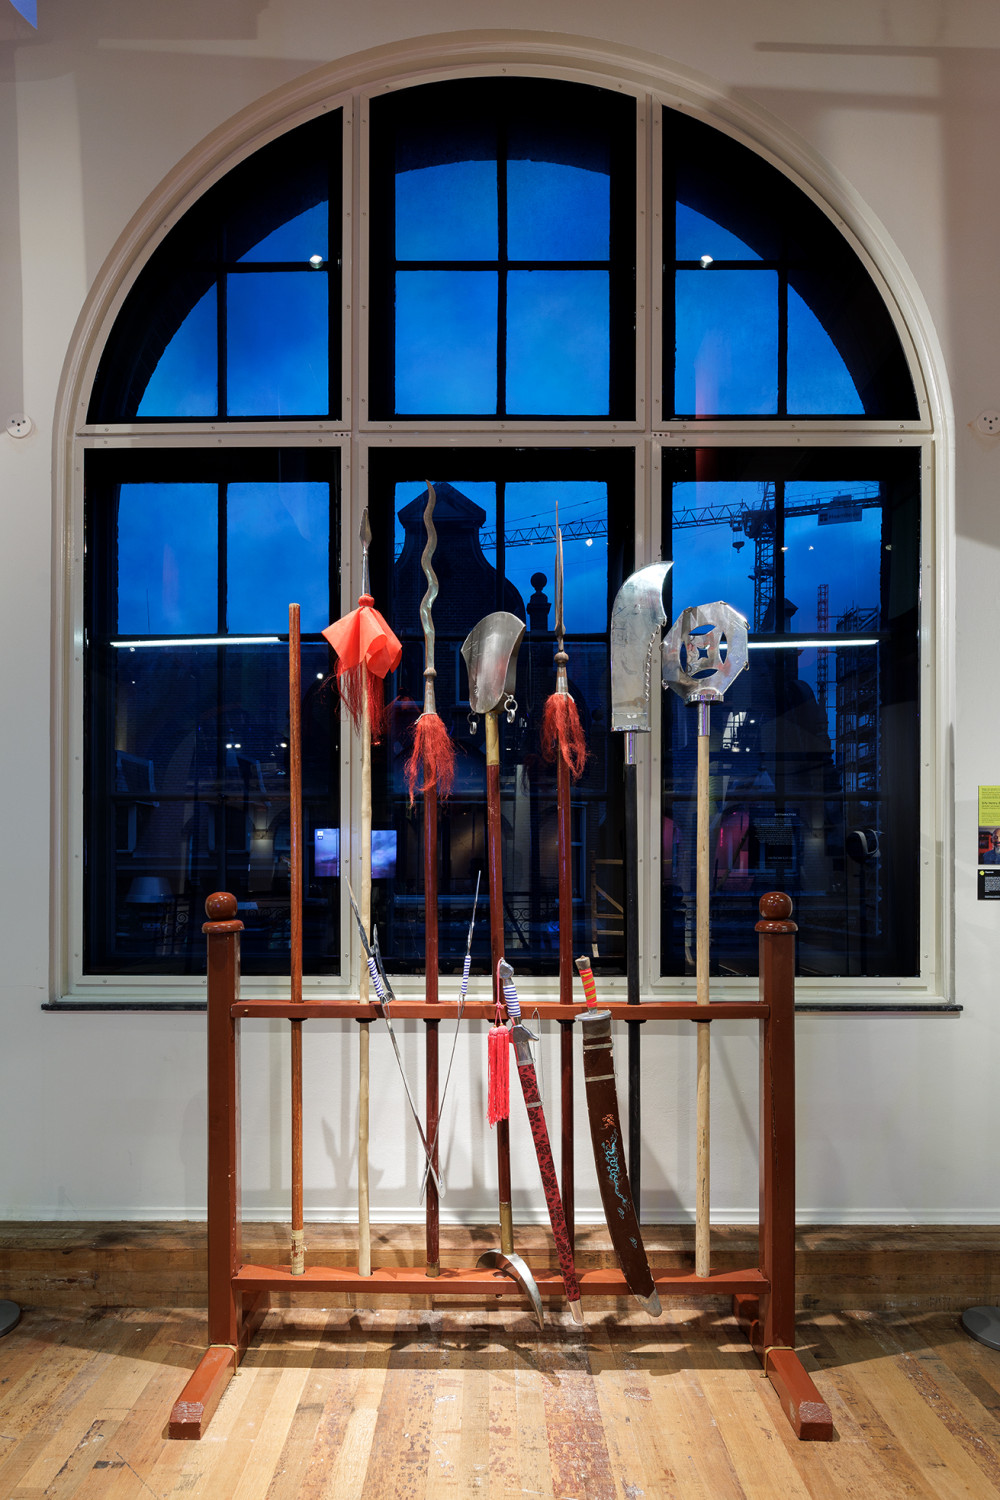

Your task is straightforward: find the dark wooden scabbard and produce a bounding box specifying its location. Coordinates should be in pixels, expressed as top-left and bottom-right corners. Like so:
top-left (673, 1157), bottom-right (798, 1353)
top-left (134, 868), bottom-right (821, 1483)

top-left (580, 1009), bottom-right (661, 1315)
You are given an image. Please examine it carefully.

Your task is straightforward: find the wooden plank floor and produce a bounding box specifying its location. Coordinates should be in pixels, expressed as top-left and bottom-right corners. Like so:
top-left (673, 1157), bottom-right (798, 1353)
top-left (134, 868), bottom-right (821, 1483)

top-left (2, 1302), bottom-right (1000, 1498)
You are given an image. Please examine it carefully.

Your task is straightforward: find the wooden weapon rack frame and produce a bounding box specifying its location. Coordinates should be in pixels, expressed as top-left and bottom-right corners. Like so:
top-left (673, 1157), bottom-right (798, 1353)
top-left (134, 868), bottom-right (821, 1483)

top-left (169, 891), bottom-right (833, 1442)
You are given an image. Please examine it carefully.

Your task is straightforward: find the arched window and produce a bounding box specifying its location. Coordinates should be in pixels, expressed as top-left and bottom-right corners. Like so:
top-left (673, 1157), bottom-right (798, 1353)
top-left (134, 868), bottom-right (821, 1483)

top-left (74, 65), bottom-right (929, 999)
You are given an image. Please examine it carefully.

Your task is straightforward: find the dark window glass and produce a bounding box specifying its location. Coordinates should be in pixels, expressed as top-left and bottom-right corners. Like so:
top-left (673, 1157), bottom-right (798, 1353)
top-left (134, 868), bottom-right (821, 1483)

top-left (369, 78), bottom-right (635, 420)
top-left (226, 272), bottom-right (329, 417)
top-left (85, 449), bottom-right (340, 976)
top-left (665, 112), bottom-right (918, 419)
top-left (394, 272), bottom-right (499, 413)
top-left (367, 447), bottom-right (634, 974)
top-left (661, 447), bottom-right (920, 978)
top-left (88, 113), bottom-right (341, 422)
top-left (674, 269), bottom-right (779, 415)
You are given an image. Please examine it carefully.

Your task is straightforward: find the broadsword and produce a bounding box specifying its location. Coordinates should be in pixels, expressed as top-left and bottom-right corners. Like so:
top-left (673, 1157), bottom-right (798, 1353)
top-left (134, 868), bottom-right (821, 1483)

top-left (498, 957), bottom-right (584, 1325)
top-left (574, 956), bottom-right (661, 1315)
top-left (609, 561), bottom-right (672, 1204)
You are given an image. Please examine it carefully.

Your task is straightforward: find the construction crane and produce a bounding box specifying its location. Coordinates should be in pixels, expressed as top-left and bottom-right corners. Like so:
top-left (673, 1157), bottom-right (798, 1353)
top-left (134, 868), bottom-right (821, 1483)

top-left (670, 481), bottom-right (882, 630)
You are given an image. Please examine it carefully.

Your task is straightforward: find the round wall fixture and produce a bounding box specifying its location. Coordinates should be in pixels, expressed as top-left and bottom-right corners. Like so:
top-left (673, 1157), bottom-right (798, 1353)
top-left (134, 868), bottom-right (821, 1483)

top-left (6, 414), bottom-right (33, 438)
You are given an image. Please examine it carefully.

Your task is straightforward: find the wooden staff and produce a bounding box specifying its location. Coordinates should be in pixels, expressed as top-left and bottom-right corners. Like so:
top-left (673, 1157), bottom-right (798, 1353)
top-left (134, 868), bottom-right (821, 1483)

top-left (288, 605), bottom-right (305, 1276)
top-left (358, 665), bottom-right (372, 1278)
top-left (460, 611), bottom-right (527, 1278)
top-left (403, 484), bottom-right (457, 1276)
top-left (321, 511), bottom-right (402, 1280)
top-left (662, 602), bottom-right (749, 1280)
top-left (485, 708), bottom-right (513, 1254)
top-left (695, 705), bottom-right (711, 1277)
top-left (540, 516), bottom-right (588, 1251)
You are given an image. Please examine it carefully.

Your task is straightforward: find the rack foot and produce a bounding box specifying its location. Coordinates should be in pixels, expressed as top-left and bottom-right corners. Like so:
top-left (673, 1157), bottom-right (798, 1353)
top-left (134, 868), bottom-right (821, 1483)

top-left (169, 1346), bottom-right (236, 1440)
top-left (732, 1294), bottom-right (833, 1441)
top-left (169, 1293), bottom-right (270, 1440)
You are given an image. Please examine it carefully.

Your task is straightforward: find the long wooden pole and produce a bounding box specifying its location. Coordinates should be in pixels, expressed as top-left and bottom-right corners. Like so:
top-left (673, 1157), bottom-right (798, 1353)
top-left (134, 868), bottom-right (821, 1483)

top-left (695, 708), bottom-right (711, 1278)
top-left (557, 747), bottom-right (575, 1252)
top-left (485, 710), bottom-right (513, 1254)
top-left (425, 780), bottom-right (440, 1274)
top-left (358, 669), bottom-right (372, 1278)
top-left (289, 605), bottom-right (305, 1276)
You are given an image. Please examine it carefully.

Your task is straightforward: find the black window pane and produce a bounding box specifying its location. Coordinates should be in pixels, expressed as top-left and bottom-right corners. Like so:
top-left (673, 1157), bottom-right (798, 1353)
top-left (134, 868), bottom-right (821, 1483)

top-left (666, 110), bottom-right (918, 419)
top-left (117, 482), bottom-right (217, 635)
top-left (88, 112), bottom-right (341, 423)
top-left (368, 448), bottom-right (633, 975)
top-left (135, 286), bottom-right (218, 418)
top-left (369, 78), bottom-right (635, 421)
top-left (396, 160), bottom-right (498, 260)
top-left (674, 269), bottom-right (779, 416)
top-left (662, 447), bottom-right (919, 978)
top-left (507, 270), bottom-right (609, 414)
top-left (228, 481), bottom-right (331, 635)
top-left (85, 448), bottom-right (340, 977)
top-left (394, 272), bottom-right (498, 413)
top-left (226, 271), bottom-right (329, 417)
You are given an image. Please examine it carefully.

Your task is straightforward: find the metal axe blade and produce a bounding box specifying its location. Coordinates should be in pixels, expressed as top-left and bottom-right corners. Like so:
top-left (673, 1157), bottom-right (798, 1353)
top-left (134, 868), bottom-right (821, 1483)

top-left (610, 562), bottom-right (672, 734)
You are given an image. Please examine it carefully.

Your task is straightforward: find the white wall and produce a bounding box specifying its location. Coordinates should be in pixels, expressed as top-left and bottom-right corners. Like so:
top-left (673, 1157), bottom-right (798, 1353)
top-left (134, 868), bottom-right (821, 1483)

top-left (3, 0), bottom-right (999, 1225)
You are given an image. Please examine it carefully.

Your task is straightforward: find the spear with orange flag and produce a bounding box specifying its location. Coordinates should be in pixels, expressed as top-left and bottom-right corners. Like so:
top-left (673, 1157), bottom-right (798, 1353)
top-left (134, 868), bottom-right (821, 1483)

top-left (322, 509), bottom-right (401, 1277)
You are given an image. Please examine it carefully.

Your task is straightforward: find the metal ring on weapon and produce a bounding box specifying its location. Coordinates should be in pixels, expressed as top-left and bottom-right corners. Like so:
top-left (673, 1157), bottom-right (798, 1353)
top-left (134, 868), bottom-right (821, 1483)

top-left (468, 713), bottom-right (478, 736)
top-left (504, 693), bottom-right (517, 723)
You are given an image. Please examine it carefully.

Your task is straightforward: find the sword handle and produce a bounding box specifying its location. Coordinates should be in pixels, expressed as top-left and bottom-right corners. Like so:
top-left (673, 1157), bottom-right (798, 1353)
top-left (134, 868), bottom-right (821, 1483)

top-left (574, 955), bottom-right (598, 1008)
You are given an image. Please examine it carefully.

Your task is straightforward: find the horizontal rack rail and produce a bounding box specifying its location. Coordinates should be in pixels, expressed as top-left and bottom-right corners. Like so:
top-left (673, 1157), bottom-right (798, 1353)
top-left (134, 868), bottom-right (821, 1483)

top-left (231, 999), bottom-right (770, 1022)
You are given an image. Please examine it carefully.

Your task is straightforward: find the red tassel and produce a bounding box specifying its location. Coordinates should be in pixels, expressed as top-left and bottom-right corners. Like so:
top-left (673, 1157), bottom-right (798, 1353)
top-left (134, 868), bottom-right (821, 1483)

top-left (335, 663), bottom-right (389, 744)
top-left (404, 712), bottom-right (457, 807)
top-left (487, 1018), bottom-right (510, 1127)
top-left (541, 692), bottom-right (588, 781)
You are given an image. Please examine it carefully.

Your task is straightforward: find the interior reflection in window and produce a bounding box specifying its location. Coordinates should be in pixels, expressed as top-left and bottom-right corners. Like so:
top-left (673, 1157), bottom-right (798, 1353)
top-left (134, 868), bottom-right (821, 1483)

top-left (662, 452), bottom-right (919, 978)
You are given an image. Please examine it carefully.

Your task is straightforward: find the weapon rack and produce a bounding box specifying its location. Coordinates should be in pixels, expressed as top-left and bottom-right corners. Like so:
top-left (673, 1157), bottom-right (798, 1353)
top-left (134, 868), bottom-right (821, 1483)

top-left (168, 891), bottom-right (832, 1443)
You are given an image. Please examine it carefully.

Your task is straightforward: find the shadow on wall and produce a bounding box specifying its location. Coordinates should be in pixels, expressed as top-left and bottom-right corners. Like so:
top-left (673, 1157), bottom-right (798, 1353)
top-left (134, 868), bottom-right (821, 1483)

top-left (751, 36), bottom-right (1000, 548)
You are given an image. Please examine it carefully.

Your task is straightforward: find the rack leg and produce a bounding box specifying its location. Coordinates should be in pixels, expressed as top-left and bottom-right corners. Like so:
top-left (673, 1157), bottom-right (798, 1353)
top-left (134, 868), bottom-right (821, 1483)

top-left (740, 892), bottom-right (832, 1441)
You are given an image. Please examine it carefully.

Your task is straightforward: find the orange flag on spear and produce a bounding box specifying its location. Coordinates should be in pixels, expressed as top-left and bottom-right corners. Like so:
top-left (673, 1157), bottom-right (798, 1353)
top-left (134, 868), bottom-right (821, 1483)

top-left (322, 512), bottom-right (402, 744)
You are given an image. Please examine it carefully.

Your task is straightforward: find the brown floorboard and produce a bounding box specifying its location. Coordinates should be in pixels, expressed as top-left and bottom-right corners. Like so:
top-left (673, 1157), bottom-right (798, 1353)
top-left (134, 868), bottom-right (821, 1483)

top-left (3, 1299), bottom-right (1000, 1497)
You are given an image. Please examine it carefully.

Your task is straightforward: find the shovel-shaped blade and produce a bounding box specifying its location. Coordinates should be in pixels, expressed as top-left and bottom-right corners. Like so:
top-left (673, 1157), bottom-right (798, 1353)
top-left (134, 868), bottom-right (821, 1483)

top-left (610, 562), bottom-right (672, 733)
top-left (461, 611), bottom-right (526, 716)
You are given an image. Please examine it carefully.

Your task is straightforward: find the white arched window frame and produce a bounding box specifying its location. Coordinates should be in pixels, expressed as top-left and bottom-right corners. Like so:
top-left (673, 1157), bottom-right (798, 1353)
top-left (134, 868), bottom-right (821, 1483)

top-left (51, 39), bottom-right (951, 1009)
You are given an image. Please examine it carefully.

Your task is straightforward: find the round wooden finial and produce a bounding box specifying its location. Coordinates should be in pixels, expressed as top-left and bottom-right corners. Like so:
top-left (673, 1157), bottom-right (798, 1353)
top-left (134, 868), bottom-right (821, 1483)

top-left (759, 891), bottom-right (793, 920)
top-left (205, 891), bottom-right (238, 922)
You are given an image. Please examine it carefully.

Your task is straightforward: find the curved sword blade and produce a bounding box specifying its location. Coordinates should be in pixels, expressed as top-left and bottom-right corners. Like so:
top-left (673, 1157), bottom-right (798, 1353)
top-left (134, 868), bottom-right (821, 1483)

top-left (579, 1004), bottom-right (661, 1316)
top-left (476, 1248), bottom-right (545, 1329)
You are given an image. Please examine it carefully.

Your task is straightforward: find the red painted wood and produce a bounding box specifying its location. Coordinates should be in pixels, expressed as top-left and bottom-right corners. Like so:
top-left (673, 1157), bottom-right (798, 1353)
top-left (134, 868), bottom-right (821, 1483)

top-left (204, 897), bottom-right (245, 1351)
top-left (757, 892), bottom-right (797, 1354)
top-left (764, 1349), bottom-right (834, 1441)
top-left (424, 777), bottom-right (440, 1273)
top-left (174, 888), bottom-right (828, 1444)
top-left (557, 754), bottom-right (575, 1249)
top-left (168, 1345), bottom-right (236, 1440)
top-left (232, 999), bottom-right (769, 1022)
top-left (232, 1263), bottom-right (768, 1297)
